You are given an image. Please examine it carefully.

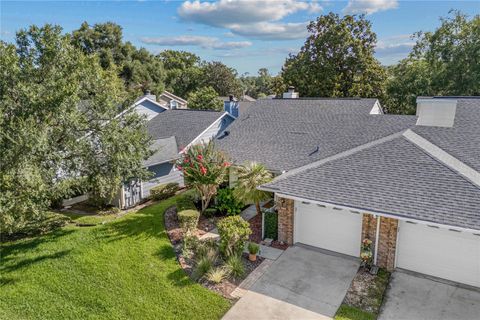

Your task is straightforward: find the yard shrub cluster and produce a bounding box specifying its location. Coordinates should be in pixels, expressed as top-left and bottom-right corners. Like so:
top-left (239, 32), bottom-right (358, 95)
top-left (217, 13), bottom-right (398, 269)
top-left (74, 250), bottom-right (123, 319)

top-left (263, 211), bottom-right (278, 240)
top-left (178, 210), bottom-right (200, 236)
top-left (217, 215), bottom-right (251, 258)
top-left (215, 188), bottom-right (243, 216)
top-left (150, 182), bottom-right (179, 200)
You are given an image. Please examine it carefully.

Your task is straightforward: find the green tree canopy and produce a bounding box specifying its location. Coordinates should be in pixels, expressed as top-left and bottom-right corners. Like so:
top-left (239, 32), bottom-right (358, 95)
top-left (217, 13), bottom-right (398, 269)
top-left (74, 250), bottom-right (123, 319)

top-left (385, 11), bottom-right (480, 114)
top-left (0, 24), bottom-right (152, 233)
top-left (158, 50), bottom-right (202, 98)
top-left (187, 86), bottom-right (224, 111)
top-left (72, 21), bottom-right (165, 98)
top-left (282, 13), bottom-right (386, 98)
top-left (233, 162), bottom-right (273, 215)
top-left (200, 61), bottom-right (243, 97)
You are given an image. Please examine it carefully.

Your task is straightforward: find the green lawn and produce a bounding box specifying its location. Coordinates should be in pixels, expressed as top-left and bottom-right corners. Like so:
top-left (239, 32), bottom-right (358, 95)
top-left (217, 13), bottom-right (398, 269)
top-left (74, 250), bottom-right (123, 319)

top-left (0, 194), bottom-right (231, 320)
top-left (335, 304), bottom-right (376, 320)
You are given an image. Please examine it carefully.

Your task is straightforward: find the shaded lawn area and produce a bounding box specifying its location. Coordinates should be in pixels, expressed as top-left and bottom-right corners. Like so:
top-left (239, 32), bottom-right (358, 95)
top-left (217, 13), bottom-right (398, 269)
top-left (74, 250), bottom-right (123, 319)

top-left (0, 194), bottom-right (231, 320)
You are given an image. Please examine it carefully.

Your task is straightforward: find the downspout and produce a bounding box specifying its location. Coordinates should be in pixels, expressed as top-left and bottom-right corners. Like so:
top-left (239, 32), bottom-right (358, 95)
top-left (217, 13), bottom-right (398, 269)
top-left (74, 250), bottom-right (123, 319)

top-left (374, 215), bottom-right (381, 265)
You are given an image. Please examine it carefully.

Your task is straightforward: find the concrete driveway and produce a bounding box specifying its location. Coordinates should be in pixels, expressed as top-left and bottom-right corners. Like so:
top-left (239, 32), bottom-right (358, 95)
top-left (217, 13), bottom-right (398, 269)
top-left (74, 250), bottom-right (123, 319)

top-left (379, 271), bottom-right (480, 320)
top-left (223, 245), bottom-right (360, 320)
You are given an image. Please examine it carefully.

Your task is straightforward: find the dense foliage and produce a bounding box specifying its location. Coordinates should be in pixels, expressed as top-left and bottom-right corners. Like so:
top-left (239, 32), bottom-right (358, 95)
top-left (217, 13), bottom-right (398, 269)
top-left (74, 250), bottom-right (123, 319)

top-left (263, 211), bottom-right (278, 240)
top-left (0, 25), bottom-right (152, 234)
top-left (215, 188), bottom-right (243, 216)
top-left (282, 13), bottom-right (386, 99)
top-left (149, 182), bottom-right (179, 201)
top-left (234, 162), bottom-right (273, 215)
top-left (239, 68), bottom-right (286, 98)
top-left (385, 11), bottom-right (480, 114)
top-left (187, 86), bottom-right (224, 111)
top-left (176, 142), bottom-right (230, 212)
top-left (217, 215), bottom-right (251, 258)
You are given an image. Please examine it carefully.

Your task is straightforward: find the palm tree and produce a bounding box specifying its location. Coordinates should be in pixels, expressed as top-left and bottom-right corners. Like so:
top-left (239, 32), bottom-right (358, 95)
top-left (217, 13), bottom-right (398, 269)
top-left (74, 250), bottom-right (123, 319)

top-left (234, 162), bottom-right (273, 216)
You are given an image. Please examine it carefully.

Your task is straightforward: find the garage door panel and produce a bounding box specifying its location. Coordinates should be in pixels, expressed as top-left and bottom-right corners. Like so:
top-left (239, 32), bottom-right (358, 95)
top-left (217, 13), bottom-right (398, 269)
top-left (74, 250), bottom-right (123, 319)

top-left (397, 221), bottom-right (480, 288)
top-left (294, 201), bottom-right (362, 257)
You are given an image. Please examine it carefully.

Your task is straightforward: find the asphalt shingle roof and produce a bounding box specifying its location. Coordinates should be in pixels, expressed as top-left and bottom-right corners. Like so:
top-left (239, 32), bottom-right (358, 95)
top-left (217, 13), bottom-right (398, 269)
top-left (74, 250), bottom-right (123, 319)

top-left (263, 137), bottom-right (480, 231)
top-left (216, 98), bottom-right (416, 171)
top-left (143, 137), bottom-right (179, 167)
top-left (148, 109), bottom-right (225, 151)
top-left (412, 99), bottom-right (480, 172)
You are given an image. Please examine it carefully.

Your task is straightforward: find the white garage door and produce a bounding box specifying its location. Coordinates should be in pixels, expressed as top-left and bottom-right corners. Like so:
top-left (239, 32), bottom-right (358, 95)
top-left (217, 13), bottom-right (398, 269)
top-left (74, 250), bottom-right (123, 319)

top-left (397, 221), bottom-right (480, 287)
top-left (294, 201), bottom-right (362, 257)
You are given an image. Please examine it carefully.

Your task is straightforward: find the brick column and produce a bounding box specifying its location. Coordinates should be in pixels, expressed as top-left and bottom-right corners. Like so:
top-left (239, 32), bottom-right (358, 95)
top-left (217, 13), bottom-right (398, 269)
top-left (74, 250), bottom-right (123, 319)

top-left (361, 213), bottom-right (377, 254)
top-left (277, 197), bottom-right (294, 245)
top-left (377, 217), bottom-right (399, 271)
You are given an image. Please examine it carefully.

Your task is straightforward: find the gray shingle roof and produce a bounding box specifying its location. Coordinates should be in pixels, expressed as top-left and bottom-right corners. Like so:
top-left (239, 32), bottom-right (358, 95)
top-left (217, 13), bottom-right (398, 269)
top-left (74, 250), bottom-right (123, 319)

top-left (143, 137), bottom-right (179, 167)
top-left (262, 137), bottom-right (480, 231)
top-left (412, 99), bottom-right (480, 172)
top-left (216, 98), bottom-right (416, 171)
top-left (148, 109), bottom-right (225, 151)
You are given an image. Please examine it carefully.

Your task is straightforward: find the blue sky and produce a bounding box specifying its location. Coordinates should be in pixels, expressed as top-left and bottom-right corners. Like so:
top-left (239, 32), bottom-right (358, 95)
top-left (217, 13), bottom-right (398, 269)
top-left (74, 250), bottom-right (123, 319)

top-left (1, 1), bottom-right (479, 74)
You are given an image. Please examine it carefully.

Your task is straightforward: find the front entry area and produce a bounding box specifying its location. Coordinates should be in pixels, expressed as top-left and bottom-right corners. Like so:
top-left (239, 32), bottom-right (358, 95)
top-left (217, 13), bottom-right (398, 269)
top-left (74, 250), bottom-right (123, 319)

top-left (396, 220), bottom-right (480, 288)
top-left (294, 201), bottom-right (363, 257)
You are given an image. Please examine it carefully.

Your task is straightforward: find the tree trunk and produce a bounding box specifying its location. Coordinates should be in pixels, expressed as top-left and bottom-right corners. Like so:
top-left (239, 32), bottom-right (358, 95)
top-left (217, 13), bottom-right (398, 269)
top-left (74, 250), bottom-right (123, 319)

top-left (255, 201), bottom-right (261, 216)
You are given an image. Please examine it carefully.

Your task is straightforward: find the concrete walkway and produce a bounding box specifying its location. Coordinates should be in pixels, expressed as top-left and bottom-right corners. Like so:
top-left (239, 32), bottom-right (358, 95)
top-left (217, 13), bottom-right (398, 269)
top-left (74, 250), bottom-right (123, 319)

top-left (379, 271), bottom-right (480, 320)
top-left (223, 246), bottom-right (360, 320)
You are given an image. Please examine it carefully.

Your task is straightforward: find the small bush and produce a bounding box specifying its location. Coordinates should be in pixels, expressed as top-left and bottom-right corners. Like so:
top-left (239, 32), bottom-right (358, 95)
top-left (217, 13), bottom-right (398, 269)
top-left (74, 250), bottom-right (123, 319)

top-left (263, 211), bottom-right (278, 240)
top-left (203, 207), bottom-right (217, 218)
top-left (215, 188), bottom-right (243, 216)
top-left (178, 210), bottom-right (200, 236)
top-left (192, 255), bottom-right (214, 280)
top-left (206, 267), bottom-right (228, 284)
top-left (195, 239), bottom-right (218, 261)
top-left (225, 255), bottom-right (245, 279)
top-left (217, 215), bottom-right (252, 257)
top-left (248, 242), bottom-right (260, 255)
top-left (150, 182), bottom-right (179, 200)
top-left (176, 197), bottom-right (196, 211)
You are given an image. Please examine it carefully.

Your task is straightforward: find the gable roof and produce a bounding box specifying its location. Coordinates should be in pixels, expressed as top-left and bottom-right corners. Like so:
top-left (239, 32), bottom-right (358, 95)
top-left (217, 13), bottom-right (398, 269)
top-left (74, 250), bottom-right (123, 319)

top-left (143, 136), bottom-right (179, 167)
top-left (216, 98), bottom-right (415, 171)
top-left (412, 98), bottom-right (480, 172)
top-left (261, 136), bottom-right (480, 231)
top-left (147, 109), bottom-right (229, 151)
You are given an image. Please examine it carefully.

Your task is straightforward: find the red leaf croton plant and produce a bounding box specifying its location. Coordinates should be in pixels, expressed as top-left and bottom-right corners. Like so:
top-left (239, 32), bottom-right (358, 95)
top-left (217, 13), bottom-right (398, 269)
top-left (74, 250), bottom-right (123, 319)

top-left (176, 142), bottom-right (231, 212)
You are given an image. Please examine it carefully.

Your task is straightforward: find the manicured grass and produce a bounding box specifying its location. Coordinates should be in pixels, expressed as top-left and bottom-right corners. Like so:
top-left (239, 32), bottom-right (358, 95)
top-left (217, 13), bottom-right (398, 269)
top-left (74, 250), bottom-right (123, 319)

top-left (335, 304), bottom-right (376, 320)
top-left (0, 194), bottom-right (231, 320)
top-left (62, 211), bottom-right (119, 225)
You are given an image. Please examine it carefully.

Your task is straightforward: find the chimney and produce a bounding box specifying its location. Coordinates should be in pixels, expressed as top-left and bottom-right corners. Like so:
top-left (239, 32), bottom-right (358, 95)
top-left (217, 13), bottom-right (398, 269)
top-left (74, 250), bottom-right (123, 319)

top-left (416, 97), bottom-right (457, 127)
top-left (144, 89), bottom-right (156, 101)
top-left (283, 86), bottom-right (299, 99)
top-left (224, 97), bottom-right (239, 118)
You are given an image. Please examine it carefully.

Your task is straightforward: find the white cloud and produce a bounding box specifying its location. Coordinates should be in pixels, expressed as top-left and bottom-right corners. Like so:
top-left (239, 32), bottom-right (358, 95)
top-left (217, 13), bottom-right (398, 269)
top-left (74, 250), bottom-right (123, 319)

top-left (343, 0), bottom-right (398, 15)
top-left (375, 34), bottom-right (415, 64)
top-left (178, 0), bottom-right (321, 40)
top-left (141, 35), bottom-right (252, 50)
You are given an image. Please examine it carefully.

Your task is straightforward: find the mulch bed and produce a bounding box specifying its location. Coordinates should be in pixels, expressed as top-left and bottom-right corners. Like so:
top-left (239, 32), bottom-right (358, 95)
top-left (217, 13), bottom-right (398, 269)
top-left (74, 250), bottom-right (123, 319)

top-left (164, 205), bottom-right (265, 299)
top-left (343, 268), bottom-right (391, 314)
top-left (248, 213), bottom-right (262, 243)
top-left (271, 241), bottom-right (289, 250)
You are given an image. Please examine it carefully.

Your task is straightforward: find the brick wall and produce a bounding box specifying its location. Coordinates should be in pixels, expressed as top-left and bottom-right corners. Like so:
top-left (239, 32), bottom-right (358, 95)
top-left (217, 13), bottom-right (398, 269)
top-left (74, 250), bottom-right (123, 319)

top-left (277, 197), bottom-right (294, 245)
top-left (362, 214), bottom-right (399, 271)
top-left (377, 217), bottom-right (399, 271)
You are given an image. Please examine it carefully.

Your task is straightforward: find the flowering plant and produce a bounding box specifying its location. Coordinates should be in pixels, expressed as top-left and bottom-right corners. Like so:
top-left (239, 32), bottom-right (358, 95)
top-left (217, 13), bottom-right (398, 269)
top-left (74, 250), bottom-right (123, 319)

top-left (176, 142), bottom-right (230, 212)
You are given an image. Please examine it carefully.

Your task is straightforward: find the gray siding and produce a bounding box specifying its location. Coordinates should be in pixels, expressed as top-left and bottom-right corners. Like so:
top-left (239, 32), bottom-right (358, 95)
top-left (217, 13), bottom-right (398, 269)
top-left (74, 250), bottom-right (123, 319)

top-left (142, 162), bottom-right (184, 198)
top-left (134, 99), bottom-right (166, 121)
top-left (196, 115), bottom-right (234, 145)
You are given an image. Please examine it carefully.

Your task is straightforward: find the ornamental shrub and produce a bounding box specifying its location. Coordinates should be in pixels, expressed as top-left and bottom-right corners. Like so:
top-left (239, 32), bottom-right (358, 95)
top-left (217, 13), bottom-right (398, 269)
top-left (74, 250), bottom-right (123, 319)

top-left (177, 209), bottom-right (200, 236)
top-left (263, 211), bottom-right (278, 240)
top-left (217, 215), bottom-right (251, 257)
top-left (225, 255), bottom-right (245, 279)
top-left (215, 188), bottom-right (243, 216)
top-left (150, 182), bottom-right (179, 200)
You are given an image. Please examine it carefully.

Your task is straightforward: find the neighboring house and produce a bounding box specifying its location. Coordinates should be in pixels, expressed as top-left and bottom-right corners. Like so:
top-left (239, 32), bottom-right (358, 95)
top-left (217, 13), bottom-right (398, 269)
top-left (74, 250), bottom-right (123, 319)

top-left (114, 109), bottom-right (235, 208)
top-left (217, 93), bottom-right (480, 288)
top-left (157, 90), bottom-right (188, 110)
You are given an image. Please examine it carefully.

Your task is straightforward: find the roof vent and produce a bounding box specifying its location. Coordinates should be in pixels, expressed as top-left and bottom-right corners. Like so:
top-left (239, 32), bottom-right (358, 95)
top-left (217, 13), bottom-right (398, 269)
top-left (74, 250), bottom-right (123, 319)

top-left (416, 97), bottom-right (457, 127)
top-left (144, 89), bottom-right (157, 102)
top-left (283, 86), bottom-right (299, 99)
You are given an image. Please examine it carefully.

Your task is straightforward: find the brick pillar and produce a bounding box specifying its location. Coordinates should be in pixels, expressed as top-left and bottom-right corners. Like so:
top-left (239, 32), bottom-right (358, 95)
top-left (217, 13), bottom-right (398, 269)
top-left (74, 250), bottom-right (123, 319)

top-left (377, 217), bottom-right (398, 271)
top-left (361, 213), bottom-right (377, 254)
top-left (277, 197), bottom-right (294, 245)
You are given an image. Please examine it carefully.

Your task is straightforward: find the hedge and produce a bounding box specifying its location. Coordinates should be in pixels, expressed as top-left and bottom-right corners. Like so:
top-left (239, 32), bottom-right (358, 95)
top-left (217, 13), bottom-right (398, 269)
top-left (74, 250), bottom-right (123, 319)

top-left (150, 182), bottom-right (179, 200)
top-left (263, 211), bottom-right (278, 240)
